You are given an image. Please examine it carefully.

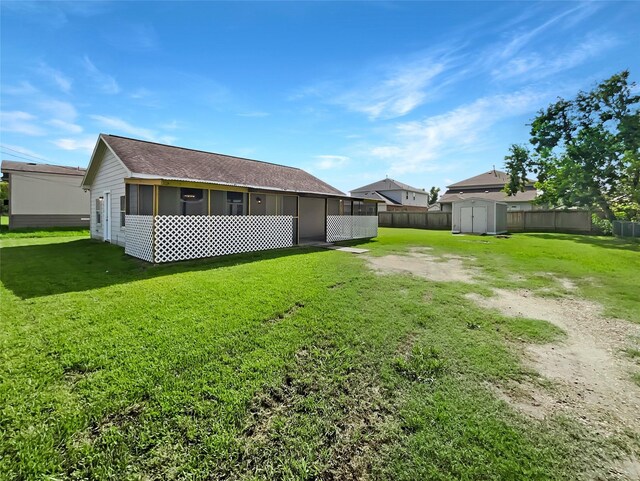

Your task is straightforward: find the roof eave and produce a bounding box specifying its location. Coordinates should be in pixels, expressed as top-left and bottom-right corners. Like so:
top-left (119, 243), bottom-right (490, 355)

top-left (129, 174), bottom-right (345, 197)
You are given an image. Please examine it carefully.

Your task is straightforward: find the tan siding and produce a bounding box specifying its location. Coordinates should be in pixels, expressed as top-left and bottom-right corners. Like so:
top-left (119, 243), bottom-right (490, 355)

top-left (90, 149), bottom-right (128, 246)
top-left (9, 172), bottom-right (89, 215)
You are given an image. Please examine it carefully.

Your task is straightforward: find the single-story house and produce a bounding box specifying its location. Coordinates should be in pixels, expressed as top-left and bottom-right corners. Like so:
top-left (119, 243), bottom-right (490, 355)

top-left (438, 169), bottom-right (539, 212)
top-left (350, 178), bottom-right (429, 212)
top-left (81, 134), bottom-right (380, 263)
top-left (1, 160), bottom-right (89, 229)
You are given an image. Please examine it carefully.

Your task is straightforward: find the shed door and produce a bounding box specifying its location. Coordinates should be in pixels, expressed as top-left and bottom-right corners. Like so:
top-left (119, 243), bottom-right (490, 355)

top-left (460, 207), bottom-right (473, 233)
top-left (472, 206), bottom-right (487, 234)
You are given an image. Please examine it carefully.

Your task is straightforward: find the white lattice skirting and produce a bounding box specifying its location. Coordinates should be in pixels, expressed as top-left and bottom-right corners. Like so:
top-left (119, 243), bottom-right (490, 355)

top-left (125, 215), bottom-right (295, 263)
top-left (326, 216), bottom-right (378, 242)
top-left (125, 215), bottom-right (154, 262)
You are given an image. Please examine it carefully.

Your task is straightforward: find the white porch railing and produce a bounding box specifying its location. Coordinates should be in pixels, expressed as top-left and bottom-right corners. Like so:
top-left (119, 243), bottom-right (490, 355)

top-left (124, 215), bottom-right (154, 262)
top-left (125, 215), bottom-right (295, 263)
top-left (326, 215), bottom-right (378, 242)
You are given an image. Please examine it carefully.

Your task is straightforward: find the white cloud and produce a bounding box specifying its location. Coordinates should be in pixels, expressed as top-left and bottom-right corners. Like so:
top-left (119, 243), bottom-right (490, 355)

top-left (314, 155), bottom-right (350, 170)
top-left (38, 100), bottom-right (77, 121)
top-left (368, 89), bottom-right (549, 175)
top-left (38, 63), bottom-right (72, 92)
top-left (2, 81), bottom-right (39, 96)
top-left (47, 119), bottom-right (83, 133)
top-left (337, 61), bottom-right (447, 120)
top-left (493, 34), bottom-right (618, 81)
top-left (83, 56), bottom-right (120, 94)
top-left (52, 136), bottom-right (96, 153)
top-left (90, 115), bottom-right (155, 140)
top-left (0, 111), bottom-right (46, 136)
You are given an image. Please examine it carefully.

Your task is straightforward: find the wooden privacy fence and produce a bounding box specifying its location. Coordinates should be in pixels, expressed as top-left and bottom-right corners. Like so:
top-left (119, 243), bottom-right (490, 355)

top-left (378, 212), bottom-right (452, 230)
top-left (379, 209), bottom-right (593, 233)
top-left (507, 210), bottom-right (591, 233)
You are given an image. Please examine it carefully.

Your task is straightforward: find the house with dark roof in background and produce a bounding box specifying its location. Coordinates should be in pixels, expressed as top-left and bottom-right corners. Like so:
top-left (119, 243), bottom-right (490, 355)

top-left (438, 169), bottom-right (539, 212)
top-left (1, 160), bottom-right (89, 229)
top-left (81, 134), bottom-right (380, 263)
top-left (349, 178), bottom-right (429, 212)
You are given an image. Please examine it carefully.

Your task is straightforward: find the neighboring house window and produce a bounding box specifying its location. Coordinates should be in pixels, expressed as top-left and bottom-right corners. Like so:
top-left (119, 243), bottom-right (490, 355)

top-left (406, 191), bottom-right (408, 200)
top-left (412, 192), bottom-right (416, 200)
top-left (120, 196), bottom-right (126, 227)
top-left (96, 197), bottom-right (103, 224)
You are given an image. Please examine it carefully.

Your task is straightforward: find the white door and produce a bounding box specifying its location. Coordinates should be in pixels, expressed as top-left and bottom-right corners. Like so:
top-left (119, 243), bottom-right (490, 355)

top-left (472, 206), bottom-right (487, 234)
top-left (460, 207), bottom-right (473, 233)
top-left (103, 192), bottom-right (111, 242)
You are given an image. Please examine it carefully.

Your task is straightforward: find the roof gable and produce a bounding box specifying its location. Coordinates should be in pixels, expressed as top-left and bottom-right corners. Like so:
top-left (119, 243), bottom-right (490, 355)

top-left (91, 134), bottom-right (344, 196)
top-left (447, 169), bottom-right (534, 189)
top-left (351, 178), bottom-right (424, 193)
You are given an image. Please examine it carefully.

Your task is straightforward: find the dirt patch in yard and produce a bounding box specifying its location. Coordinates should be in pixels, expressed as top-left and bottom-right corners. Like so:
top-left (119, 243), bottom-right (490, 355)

top-left (467, 288), bottom-right (640, 439)
top-left (366, 250), bottom-right (479, 283)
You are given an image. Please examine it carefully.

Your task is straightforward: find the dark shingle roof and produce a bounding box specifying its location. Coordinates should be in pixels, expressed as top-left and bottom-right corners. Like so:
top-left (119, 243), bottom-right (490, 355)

top-left (1, 160), bottom-right (85, 176)
top-left (439, 190), bottom-right (538, 204)
top-left (100, 134), bottom-right (344, 196)
top-left (353, 190), bottom-right (402, 205)
top-left (351, 178), bottom-right (424, 194)
top-left (446, 169), bottom-right (534, 189)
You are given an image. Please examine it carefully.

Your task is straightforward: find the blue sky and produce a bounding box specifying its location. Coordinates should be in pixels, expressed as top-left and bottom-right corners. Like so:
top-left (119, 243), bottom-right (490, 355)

top-left (1, 1), bottom-right (639, 195)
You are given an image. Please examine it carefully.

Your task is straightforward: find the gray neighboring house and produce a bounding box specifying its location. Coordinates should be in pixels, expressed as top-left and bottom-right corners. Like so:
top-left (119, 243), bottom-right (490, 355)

top-left (81, 134), bottom-right (380, 263)
top-left (1, 160), bottom-right (89, 229)
top-left (438, 169), bottom-right (539, 212)
top-left (350, 178), bottom-right (429, 211)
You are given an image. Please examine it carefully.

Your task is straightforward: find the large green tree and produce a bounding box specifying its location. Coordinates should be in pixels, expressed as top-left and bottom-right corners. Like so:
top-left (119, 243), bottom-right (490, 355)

top-left (504, 70), bottom-right (640, 221)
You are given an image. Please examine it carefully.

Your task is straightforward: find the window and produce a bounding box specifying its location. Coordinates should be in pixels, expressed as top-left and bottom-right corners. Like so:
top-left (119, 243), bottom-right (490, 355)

top-left (120, 196), bottom-right (126, 227)
top-left (406, 191), bottom-right (409, 200)
top-left (96, 197), bottom-right (103, 224)
top-left (412, 192), bottom-right (416, 201)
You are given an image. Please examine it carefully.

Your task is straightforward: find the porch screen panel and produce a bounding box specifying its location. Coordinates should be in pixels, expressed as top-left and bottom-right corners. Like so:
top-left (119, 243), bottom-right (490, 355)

top-left (365, 202), bottom-right (377, 216)
top-left (265, 195), bottom-right (278, 215)
top-left (283, 196), bottom-right (297, 216)
top-left (250, 194), bottom-right (266, 215)
top-left (159, 186), bottom-right (180, 215)
top-left (126, 184), bottom-right (138, 214)
top-left (210, 191), bottom-right (225, 215)
top-left (343, 200), bottom-right (352, 216)
top-left (183, 188), bottom-right (207, 215)
top-left (327, 198), bottom-right (340, 215)
top-left (139, 185), bottom-right (154, 215)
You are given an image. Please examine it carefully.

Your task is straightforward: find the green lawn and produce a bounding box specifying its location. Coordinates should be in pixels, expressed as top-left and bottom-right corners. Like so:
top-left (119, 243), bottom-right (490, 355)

top-left (1, 228), bottom-right (638, 480)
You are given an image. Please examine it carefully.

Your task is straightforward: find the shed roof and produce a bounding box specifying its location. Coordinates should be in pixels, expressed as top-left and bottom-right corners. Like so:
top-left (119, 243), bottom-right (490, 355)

top-left (1, 160), bottom-right (85, 176)
top-left (351, 178), bottom-right (424, 194)
top-left (85, 134), bottom-right (345, 196)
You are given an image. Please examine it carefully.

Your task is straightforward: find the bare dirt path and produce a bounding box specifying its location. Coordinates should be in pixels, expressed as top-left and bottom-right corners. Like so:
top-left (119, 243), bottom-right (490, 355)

top-left (366, 250), bottom-right (640, 478)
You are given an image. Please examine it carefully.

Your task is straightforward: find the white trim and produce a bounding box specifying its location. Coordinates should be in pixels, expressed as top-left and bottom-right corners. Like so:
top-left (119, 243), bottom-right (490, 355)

top-left (129, 173), bottom-right (344, 197)
top-left (82, 135), bottom-right (132, 188)
top-left (103, 190), bottom-right (111, 242)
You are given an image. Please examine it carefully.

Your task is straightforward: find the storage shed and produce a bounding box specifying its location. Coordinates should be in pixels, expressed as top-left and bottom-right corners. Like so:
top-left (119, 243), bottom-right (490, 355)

top-left (452, 198), bottom-right (507, 235)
